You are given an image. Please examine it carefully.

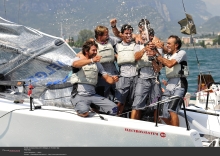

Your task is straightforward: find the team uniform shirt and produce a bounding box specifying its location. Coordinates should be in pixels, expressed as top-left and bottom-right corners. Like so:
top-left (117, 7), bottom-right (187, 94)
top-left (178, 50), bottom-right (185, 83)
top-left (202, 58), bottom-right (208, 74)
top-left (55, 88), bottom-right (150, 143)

top-left (136, 44), bottom-right (163, 79)
top-left (97, 36), bottom-right (121, 76)
top-left (115, 41), bottom-right (139, 77)
top-left (164, 50), bottom-right (187, 91)
top-left (72, 57), bottom-right (107, 96)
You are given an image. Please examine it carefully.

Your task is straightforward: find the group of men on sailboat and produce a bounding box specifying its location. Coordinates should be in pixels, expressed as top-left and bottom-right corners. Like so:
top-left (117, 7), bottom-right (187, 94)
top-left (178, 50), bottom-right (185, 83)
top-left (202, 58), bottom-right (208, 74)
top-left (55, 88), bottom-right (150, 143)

top-left (70, 18), bottom-right (189, 127)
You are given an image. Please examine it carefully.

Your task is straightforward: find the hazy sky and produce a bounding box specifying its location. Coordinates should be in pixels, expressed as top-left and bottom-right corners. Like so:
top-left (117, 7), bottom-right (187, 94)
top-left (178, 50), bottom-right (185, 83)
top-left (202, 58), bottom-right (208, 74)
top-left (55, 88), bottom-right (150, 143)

top-left (202, 0), bottom-right (220, 16)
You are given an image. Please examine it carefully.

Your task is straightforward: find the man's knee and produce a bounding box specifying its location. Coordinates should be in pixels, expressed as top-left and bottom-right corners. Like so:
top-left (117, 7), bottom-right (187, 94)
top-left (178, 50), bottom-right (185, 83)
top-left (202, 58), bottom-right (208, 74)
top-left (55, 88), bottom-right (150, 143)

top-left (77, 111), bottom-right (89, 117)
top-left (109, 106), bottom-right (118, 115)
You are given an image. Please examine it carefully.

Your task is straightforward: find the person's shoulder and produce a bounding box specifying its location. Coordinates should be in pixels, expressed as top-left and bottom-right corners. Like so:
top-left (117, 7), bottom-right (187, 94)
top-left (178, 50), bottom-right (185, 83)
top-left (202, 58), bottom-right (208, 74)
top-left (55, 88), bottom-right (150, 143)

top-left (109, 36), bottom-right (121, 43)
top-left (179, 49), bottom-right (187, 54)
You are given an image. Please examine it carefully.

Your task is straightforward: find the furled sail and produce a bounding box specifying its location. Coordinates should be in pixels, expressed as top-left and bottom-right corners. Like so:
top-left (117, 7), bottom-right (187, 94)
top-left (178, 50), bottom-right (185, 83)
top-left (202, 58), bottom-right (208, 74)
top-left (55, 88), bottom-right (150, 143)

top-left (0, 17), bottom-right (76, 107)
top-left (178, 13), bottom-right (196, 35)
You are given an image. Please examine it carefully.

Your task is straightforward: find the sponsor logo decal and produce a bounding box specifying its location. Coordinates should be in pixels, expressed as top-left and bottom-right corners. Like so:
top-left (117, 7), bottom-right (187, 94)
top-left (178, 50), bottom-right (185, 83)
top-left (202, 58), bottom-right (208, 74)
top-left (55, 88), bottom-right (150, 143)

top-left (125, 128), bottom-right (159, 136)
top-left (160, 132), bottom-right (166, 138)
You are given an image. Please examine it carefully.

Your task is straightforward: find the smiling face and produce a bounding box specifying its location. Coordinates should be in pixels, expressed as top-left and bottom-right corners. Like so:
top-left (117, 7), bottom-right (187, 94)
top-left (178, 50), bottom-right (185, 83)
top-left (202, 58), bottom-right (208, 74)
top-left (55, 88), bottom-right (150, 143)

top-left (87, 45), bottom-right (98, 59)
top-left (122, 29), bottom-right (133, 43)
top-left (166, 37), bottom-right (178, 54)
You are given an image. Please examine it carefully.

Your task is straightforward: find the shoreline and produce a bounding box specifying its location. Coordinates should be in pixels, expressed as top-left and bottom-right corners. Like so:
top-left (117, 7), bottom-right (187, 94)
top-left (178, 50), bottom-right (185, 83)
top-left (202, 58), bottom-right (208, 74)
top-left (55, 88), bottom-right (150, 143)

top-left (182, 46), bottom-right (220, 49)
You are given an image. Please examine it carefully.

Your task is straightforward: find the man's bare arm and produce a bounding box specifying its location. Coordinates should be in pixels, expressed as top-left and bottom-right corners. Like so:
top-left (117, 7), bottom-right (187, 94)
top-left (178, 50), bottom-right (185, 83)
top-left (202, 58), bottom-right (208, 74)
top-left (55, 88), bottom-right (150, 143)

top-left (134, 48), bottom-right (145, 61)
top-left (73, 55), bottom-right (102, 68)
top-left (110, 18), bottom-right (123, 38)
top-left (156, 56), bottom-right (177, 68)
top-left (102, 74), bottom-right (119, 84)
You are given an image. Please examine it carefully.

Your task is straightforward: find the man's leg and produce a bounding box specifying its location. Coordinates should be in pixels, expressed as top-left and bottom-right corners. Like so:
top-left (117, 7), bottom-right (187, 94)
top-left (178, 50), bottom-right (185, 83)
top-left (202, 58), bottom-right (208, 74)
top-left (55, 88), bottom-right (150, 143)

top-left (131, 109), bottom-right (141, 119)
top-left (131, 78), bottom-right (151, 120)
top-left (70, 95), bottom-right (91, 117)
top-left (169, 88), bottom-right (185, 126)
top-left (117, 102), bottom-right (125, 116)
top-left (170, 111), bottom-right (179, 126)
top-left (90, 94), bottom-right (118, 115)
top-left (114, 77), bottom-right (130, 116)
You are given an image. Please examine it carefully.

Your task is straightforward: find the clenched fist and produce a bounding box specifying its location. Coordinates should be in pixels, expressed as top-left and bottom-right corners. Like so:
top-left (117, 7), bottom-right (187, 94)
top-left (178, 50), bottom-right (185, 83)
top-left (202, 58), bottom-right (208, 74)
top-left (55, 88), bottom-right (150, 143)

top-left (110, 18), bottom-right (117, 27)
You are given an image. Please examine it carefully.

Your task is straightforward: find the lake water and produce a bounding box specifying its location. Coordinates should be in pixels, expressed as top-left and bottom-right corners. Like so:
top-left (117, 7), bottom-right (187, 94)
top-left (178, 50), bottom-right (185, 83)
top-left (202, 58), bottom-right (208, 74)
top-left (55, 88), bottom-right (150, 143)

top-left (73, 47), bottom-right (220, 96)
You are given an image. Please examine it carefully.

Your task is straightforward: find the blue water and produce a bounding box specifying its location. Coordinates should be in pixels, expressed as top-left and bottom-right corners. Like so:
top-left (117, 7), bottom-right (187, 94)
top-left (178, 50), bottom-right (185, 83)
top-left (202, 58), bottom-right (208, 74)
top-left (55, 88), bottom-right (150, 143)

top-left (73, 48), bottom-right (220, 96)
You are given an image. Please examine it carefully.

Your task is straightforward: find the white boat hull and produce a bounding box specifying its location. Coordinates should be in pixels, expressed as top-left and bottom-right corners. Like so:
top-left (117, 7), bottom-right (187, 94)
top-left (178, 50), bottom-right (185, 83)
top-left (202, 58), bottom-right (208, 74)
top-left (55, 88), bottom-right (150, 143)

top-left (0, 98), bottom-right (203, 147)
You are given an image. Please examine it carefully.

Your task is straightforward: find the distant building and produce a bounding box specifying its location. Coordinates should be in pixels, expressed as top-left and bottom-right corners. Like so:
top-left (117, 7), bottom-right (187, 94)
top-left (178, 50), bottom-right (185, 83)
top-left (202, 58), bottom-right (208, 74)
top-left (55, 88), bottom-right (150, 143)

top-left (181, 36), bottom-right (193, 44)
top-left (204, 39), bottom-right (213, 45)
top-left (194, 38), bottom-right (213, 45)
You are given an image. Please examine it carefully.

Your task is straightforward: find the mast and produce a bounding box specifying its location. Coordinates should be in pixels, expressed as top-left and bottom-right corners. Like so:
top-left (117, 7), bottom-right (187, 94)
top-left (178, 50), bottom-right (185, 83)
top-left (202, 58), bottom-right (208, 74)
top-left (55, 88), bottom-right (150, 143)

top-left (60, 23), bottom-right (64, 39)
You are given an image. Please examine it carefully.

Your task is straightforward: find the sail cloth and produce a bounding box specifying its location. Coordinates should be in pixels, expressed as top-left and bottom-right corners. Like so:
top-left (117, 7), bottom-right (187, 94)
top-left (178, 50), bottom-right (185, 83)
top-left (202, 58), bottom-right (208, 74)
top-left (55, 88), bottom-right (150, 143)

top-left (178, 13), bottom-right (196, 35)
top-left (0, 17), bottom-right (77, 107)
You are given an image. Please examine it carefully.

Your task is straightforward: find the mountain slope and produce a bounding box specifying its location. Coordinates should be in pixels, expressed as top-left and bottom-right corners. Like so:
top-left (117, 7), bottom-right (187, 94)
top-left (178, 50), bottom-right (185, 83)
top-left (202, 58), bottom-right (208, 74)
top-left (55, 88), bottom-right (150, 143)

top-left (0, 0), bottom-right (215, 40)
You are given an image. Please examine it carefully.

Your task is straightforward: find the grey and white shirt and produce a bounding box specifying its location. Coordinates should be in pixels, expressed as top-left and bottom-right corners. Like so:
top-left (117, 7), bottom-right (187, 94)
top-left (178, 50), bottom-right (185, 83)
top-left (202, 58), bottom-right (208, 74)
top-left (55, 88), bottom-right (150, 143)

top-left (72, 57), bottom-right (107, 96)
top-left (164, 50), bottom-right (187, 91)
top-left (135, 44), bottom-right (163, 79)
top-left (115, 41), bottom-right (139, 77)
top-left (97, 36), bottom-right (121, 76)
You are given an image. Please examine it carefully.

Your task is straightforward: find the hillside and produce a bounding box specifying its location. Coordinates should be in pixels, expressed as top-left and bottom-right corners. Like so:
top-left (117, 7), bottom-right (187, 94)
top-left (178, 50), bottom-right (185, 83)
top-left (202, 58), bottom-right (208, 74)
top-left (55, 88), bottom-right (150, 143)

top-left (0, 0), bottom-right (217, 40)
top-left (198, 16), bottom-right (220, 34)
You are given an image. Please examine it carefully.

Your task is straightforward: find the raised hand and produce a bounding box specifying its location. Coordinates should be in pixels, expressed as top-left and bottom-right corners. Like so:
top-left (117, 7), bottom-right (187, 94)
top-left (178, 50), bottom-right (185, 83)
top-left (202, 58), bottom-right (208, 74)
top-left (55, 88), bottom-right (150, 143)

top-left (110, 18), bottom-right (117, 27)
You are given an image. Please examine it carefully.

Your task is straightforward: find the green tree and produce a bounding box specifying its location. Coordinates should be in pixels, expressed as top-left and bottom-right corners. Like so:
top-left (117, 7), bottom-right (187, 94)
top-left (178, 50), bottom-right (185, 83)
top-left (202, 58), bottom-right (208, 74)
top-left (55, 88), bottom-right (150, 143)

top-left (74, 29), bottom-right (94, 47)
top-left (213, 38), bottom-right (218, 45)
top-left (218, 35), bottom-right (220, 45)
top-left (199, 41), bottom-right (206, 48)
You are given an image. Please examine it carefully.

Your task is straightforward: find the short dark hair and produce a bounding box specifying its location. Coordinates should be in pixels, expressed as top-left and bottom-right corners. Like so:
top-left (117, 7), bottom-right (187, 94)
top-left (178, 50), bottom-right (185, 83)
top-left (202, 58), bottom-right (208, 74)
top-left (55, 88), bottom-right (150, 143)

top-left (82, 40), bottom-right (98, 55)
top-left (168, 35), bottom-right (182, 49)
top-left (148, 28), bottom-right (154, 36)
top-left (138, 19), bottom-right (150, 28)
top-left (121, 24), bottom-right (133, 33)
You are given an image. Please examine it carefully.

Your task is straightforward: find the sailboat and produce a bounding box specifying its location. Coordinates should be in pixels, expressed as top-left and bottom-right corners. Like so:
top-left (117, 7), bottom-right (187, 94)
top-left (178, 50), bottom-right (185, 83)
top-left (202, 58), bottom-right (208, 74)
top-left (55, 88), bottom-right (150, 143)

top-left (0, 16), bottom-right (217, 147)
top-left (178, 74), bottom-right (220, 146)
top-left (174, 6), bottom-right (220, 145)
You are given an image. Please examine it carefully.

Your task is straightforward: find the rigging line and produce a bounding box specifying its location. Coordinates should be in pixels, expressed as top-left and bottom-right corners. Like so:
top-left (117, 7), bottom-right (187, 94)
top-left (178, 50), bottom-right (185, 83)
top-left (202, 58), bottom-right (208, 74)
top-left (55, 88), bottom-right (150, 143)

top-left (181, 0), bottom-right (186, 13)
top-left (4, 0), bottom-right (7, 19)
top-left (181, 0), bottom-right (202, 74)
top-left (191, 35), bottom-right (201, 73)
top-left (18, 0), bottom-right (20, 24)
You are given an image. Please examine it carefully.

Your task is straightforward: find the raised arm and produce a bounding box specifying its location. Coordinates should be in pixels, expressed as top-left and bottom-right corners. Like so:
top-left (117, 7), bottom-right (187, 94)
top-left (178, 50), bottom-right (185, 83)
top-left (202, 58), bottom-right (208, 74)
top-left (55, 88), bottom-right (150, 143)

top-left (110, 18), bottom-right (123, 38)
top-left (152, 36), bottom-right (168, 54)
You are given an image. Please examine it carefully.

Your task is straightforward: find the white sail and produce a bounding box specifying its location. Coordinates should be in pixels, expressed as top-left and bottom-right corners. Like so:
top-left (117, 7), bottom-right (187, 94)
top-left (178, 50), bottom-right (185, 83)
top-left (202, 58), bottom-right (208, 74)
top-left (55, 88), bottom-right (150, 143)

top-left (0, 16), bottom-right (76, 107)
